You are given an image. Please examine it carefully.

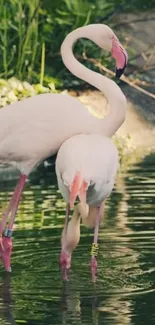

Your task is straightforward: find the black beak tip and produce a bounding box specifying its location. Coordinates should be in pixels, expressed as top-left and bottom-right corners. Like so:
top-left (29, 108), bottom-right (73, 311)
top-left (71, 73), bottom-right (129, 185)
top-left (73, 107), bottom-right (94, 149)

top-left (115, 68), bottom-right (124, 79)
top-left (115, 62), bottom-right (127, 79)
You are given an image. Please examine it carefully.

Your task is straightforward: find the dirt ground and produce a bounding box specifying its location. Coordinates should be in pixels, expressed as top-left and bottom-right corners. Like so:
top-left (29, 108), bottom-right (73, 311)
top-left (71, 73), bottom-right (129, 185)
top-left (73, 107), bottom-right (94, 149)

top-left (67, 88), bottom-right (155, 150)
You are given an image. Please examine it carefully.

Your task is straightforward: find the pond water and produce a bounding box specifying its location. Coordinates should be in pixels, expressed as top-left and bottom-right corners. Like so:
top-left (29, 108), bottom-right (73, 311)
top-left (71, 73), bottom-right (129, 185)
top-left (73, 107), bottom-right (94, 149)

top-left (0, 152), bottom-right (155, 325)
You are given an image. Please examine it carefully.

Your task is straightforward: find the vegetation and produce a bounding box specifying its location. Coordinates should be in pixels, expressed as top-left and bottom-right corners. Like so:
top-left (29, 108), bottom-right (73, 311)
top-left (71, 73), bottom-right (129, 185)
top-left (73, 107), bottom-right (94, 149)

top-left (0, 0), bottom-right (154, 88)
top-left (0, 77), bottom-right (55, 107)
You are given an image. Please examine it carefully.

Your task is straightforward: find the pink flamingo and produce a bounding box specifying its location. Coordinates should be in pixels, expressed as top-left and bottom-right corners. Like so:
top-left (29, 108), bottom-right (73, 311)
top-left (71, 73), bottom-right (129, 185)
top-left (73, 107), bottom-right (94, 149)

top-left (0, 24), bottom-right (127, 272)
top-left (56, 134), bottom-right (119, 281)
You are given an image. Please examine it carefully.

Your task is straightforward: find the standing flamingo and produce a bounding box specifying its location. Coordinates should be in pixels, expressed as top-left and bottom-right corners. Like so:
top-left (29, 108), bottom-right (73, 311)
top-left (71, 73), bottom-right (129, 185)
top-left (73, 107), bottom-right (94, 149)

top-left (56, 134), bottom-right (119, 281)
top-left (0, 24), bottom-right (127, 272)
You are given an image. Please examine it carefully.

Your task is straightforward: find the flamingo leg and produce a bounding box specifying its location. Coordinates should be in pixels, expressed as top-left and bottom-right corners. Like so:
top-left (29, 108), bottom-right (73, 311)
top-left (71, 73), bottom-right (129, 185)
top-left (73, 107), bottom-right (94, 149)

top-left (60, 204), bottom-right (70, 280)
top-left (90, 205), bottom-right (102, 282)
top-left (0, 174), bottom-right (27, 272)
top-left (0, 179), bottom-right (22, 235)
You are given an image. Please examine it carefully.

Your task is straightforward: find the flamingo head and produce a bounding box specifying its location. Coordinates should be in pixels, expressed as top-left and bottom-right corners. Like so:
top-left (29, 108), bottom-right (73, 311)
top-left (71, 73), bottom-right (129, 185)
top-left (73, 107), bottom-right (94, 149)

top-left (111, 35), bottom-right (128, 78)
top-left (82, 24), bottom-right (128, 78)
top-left (69, 171), bottom-right (89, 208)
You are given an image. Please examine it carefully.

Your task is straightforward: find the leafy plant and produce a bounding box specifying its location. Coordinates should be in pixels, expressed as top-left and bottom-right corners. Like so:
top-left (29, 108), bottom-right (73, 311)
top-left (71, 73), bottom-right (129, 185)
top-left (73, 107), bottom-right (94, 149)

top-left (0, 0), bottom-right (154, 86)
top-left (0, 77), bottom-right (56, 108)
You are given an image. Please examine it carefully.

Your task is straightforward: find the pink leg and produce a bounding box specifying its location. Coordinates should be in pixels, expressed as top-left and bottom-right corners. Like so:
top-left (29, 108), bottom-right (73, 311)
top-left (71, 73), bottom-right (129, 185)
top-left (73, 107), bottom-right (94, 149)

top-left (60, 204), bottom-right (71, 281)
top-left (0, 174), bottom-right (27, 272)
top-left (0, 178), bottom-right (22, 235)
top-left (90, 205), bottom-right (102, 283)
top-left (7, 174), bottom-right (27, 230)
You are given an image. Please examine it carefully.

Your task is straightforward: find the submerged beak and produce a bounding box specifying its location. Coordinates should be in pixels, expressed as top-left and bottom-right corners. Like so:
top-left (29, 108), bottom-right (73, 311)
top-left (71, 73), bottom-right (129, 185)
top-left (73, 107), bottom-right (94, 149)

top-left (111, 36), bottom-right (128, 78)
top-left (69, 172), bottom-right (88, 208)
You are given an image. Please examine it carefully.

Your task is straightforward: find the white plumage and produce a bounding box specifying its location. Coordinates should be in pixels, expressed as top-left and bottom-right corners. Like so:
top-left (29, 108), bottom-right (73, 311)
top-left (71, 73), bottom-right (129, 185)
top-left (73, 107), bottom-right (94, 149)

top-left (56, 134), bottom-right (119, 281)
top-left (56, 134), bottom-right (119, 205)
top-left (0, 94), bottom-right (105, 174)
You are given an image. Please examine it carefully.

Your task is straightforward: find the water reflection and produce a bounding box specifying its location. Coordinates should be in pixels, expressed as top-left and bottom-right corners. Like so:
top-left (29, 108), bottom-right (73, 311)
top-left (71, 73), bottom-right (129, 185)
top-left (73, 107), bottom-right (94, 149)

top-left (0, 274), bottom-right (15, 325)
top-left (0, 153), bottom-right (155, 324)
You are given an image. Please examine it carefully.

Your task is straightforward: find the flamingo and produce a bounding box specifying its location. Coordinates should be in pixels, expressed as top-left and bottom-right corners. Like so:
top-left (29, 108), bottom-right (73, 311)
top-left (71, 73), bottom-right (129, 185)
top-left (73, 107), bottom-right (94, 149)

top-left (0, 23), bottom-right (127, 272)
top-left (56, 134), bottom-right (119, 281)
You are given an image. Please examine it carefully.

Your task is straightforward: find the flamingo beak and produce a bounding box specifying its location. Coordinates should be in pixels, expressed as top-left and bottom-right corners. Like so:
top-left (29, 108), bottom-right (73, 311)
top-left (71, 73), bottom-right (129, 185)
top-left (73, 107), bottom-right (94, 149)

top-left (111, 36), bottom-right (128, 78)
top-left (69, 172), bottom-right (88, 208)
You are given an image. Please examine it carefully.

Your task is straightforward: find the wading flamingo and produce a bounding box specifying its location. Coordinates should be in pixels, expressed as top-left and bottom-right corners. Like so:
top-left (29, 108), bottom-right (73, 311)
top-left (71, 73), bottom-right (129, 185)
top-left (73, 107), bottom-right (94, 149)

top-left (56, 134), bottom-right (119, 281)
top-left (0, 23), bottom-right (127, 272)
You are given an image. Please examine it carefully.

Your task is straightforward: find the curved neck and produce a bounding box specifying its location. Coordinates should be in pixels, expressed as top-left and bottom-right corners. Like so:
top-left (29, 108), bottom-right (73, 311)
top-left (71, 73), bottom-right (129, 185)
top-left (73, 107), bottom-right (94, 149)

top-left (73, 203), bottom-right (96, 228)
top-left (72, 203), bottom-right (87, 223)
top-left (61, 26), bottom-right (127, 136)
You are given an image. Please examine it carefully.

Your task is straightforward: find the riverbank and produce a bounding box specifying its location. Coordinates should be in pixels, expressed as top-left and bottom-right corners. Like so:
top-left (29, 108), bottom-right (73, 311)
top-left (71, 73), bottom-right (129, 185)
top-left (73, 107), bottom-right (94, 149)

top-left (66, 88), bottom-right (155, 152)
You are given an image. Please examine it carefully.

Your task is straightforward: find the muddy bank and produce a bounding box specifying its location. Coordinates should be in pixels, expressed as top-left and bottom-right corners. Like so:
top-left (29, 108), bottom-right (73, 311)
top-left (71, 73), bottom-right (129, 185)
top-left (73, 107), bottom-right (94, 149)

top-left (72, 88), bottom-right (155, 151)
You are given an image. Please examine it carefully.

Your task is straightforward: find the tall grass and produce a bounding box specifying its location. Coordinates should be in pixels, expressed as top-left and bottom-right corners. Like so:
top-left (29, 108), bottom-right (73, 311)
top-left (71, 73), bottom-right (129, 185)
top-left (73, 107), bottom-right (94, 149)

top-left (40, 42), bottom-right (45, 85)
top-left (0, 0), bottom-right (41, 81)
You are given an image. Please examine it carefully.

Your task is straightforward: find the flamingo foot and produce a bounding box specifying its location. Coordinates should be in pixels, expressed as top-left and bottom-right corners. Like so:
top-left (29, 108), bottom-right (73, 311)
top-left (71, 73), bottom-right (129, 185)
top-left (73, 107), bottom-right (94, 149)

top-left (90, 256), bottom-right (98, 283)
top-left (0, 230), bottom-right (13, 272)
top-left (60, 251), bottom-right (71, 281)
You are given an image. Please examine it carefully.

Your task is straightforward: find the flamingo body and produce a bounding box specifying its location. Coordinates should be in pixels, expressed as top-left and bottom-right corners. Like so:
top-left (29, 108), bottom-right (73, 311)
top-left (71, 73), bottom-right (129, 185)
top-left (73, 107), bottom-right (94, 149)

top-left (56, 134), bottom-right (119, 205)
top-left (0, 94), bottom-right (105, 174)
top-left (56, 134), bottom-right (119, 281)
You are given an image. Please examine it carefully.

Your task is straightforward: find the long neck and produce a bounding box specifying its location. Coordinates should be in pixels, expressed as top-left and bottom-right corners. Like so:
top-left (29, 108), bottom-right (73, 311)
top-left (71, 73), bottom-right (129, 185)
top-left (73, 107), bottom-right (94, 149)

top-left (61, 26), bottom-right (127, 136)
top-left (73, 203), bottom-right (96, 229)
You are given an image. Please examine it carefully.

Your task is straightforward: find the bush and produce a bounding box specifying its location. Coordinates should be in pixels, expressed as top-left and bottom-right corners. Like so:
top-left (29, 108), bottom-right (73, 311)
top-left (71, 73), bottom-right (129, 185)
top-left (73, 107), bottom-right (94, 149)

top-left (0, 77), bottom-right (56, 107)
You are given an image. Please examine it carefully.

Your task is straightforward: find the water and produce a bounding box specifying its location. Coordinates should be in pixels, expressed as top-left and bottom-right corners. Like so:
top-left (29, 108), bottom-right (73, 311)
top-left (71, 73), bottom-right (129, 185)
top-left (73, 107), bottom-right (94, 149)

top-left (0, 153), bottom-right (155, 325)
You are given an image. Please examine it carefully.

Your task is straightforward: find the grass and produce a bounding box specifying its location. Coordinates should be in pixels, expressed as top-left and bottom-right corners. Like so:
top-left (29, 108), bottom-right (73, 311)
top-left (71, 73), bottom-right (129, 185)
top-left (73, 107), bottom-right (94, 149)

top-left (0, 0), bottom-right (41, 80)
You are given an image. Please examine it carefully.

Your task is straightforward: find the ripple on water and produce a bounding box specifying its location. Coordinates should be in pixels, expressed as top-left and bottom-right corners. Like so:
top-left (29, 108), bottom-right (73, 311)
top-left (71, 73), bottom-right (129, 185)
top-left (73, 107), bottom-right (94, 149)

top-left (0, 155), bottom-right (155, 324)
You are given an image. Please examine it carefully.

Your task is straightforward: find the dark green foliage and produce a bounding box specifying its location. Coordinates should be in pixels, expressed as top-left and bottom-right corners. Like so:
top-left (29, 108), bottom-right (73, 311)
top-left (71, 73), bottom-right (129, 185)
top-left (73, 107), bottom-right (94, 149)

top-left (0, 0), bottom-right (154, 87)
